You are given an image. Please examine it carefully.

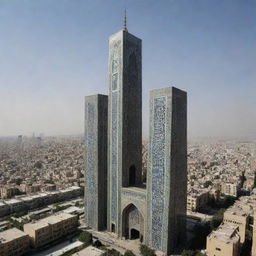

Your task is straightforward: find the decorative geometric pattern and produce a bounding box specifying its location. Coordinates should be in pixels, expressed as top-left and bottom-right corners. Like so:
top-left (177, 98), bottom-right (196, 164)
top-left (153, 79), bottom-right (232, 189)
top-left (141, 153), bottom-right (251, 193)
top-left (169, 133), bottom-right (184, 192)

top-left (151, 97), bottom-right (166, 249)
top-left (129, 205), bottom-right (141, 230)
top-left (111, 91), bottom-right (118, 222)
top-left (86, 102), bottom-right (97, 227)
top-left (122, 190), bottom-right (146, 200)
top-left (112, 73), bottom-right (118, 91)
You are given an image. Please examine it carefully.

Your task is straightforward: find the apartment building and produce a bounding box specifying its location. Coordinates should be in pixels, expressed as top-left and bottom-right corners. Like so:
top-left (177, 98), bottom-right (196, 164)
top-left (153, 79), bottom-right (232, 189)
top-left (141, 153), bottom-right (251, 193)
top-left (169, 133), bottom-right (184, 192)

top-left (223, 205), bottom-right (249, 243)
top-left (24, 212), bottom-right (78, 248)
top-left (0, 228), bottom-right (30, 256)
top-left (187, 190), bottom-right (210, 211)
top-left (206, 223), bottom-right (240, 256)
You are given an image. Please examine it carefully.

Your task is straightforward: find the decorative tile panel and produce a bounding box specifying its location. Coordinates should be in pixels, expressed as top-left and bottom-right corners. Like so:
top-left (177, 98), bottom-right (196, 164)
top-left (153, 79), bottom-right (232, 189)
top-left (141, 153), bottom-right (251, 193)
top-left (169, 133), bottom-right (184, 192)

top-left (111, 91), bottom-right (118, 222)
top-left (151, 97), bottom-right (166, 249)
top-left (86, 102), bottom-right (97, 227)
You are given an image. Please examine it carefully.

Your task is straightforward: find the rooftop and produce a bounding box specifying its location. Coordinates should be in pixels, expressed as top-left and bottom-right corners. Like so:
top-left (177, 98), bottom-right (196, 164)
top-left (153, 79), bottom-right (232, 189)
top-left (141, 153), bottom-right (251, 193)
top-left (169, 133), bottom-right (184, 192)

top-left (72, 246), bottom-right (104, 256)
top-left (24, 212), bottom-right (76, 230)
top-left (208, 223), bottom-right (240, 244)
top-left (0, 228), bottom-right (27, 244)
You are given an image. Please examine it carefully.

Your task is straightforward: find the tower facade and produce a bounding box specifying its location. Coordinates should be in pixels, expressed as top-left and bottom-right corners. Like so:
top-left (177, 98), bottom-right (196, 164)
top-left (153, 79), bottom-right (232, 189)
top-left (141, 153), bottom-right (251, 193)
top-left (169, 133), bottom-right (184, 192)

top-left (84, 22), bottom-right (188, 255)
top-left (84, 94), bottom-right (108, 230)
top-left (107, 29), bottom-right (142, 234)
top-left (146, 87), bottom-right (187, 254)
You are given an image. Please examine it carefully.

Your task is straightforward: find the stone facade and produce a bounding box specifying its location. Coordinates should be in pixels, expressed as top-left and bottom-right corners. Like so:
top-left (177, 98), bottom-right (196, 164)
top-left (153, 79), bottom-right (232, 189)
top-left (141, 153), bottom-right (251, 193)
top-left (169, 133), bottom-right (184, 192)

top-left (84, 94), bottom-right (108, 230)
top-left (146, 87), bottom-right (187, 254)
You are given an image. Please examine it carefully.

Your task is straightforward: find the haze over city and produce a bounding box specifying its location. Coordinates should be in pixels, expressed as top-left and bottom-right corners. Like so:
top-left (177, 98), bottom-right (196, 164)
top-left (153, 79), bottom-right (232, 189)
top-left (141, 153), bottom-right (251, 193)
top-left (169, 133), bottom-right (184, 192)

top-left (0, 0), bottom-right (255, 137)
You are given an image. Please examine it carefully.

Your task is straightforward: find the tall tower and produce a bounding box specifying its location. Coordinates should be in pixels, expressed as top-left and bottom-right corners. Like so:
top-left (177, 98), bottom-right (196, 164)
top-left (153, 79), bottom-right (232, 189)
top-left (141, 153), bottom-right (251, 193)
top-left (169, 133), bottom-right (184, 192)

top-left (107, 24), bottom-right (142, 233)
top-left (146, 87), bottom-right (187, 254)
top-left (84, 94), bottom-right (108, 230)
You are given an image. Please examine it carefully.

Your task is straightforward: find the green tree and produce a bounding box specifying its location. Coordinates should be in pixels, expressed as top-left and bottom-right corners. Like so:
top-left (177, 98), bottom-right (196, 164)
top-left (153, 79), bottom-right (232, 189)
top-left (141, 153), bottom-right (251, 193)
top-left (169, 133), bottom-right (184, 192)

top-left (103, 249), bottom-right (122, 256)
top-left (211, 208), bottom-right (225, 229)
top-left (140, 244), bottom-right (156, 256)
top-left (78, 231), bottom-right (92, 246)
top-left (124, 250), bottom-right (135, 256)
top-left (182, 250), bottom-right (196, 256)
top-left (203, 180), bottom-right (213, 188)
top-left (93, 239), bottom-right (103, 248)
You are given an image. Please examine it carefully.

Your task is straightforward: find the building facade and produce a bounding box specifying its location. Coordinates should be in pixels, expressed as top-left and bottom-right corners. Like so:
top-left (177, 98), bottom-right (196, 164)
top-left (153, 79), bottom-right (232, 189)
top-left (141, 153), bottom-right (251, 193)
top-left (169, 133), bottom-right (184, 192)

top-left (206, 223), bottom-right (240, 256)
top-left (84, 94), bottom-right (108, 231)
top-left (84, 25), bottom-right (187, 255)
top-left (24, 212), bottom-right (78, 248)
top-left (0, 228), bottom-right (30, 256)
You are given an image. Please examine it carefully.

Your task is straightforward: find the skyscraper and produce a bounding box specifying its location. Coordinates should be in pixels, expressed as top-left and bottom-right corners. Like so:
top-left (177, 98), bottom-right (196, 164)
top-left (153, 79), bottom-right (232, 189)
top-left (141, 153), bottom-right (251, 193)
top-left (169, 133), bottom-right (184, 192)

top-left (146, 87), bottom-right (187, 254)
top-left (84, 17), bottom-right (187, 255)
top-left (107, 25), bottom-right (142, 234)
top-left (84, 94), bottom-right (108, 230)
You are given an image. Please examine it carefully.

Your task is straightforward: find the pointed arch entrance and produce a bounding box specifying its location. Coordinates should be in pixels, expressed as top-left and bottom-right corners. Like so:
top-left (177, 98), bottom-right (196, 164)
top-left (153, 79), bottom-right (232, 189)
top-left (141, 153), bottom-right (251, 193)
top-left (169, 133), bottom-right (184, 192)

top-left (122, 203), bottom-right (144, 242)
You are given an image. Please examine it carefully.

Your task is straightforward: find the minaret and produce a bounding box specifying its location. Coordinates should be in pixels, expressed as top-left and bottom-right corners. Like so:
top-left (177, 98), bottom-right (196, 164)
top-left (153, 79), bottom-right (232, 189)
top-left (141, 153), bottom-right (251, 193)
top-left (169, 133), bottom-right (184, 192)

top-left (107, 15), bottom-right (142, 234)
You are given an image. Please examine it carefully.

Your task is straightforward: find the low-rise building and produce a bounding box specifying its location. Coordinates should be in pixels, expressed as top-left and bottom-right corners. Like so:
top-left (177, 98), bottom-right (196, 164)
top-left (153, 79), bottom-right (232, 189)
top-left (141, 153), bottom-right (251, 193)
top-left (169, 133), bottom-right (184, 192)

top-left (221, 182), bottom-right (239, 197)
top-left (72, 246), bottom-right (105, 256)
top-left (187, 190), bottom-right (210, 212)
top-left (0, 202), bottom-right (10, 217)
top-left (24, 212), bottom-right (78, 248)
top-left (252, 212), bottom-right (256, 256)
top-left (0, 228), bottom-right (30, 256)
top-left (0, 186), bottom-right (19, 199)
top-left (206, 223), bottom-right (240, 256)
top-left (223, 204), bottom-right (249, 243)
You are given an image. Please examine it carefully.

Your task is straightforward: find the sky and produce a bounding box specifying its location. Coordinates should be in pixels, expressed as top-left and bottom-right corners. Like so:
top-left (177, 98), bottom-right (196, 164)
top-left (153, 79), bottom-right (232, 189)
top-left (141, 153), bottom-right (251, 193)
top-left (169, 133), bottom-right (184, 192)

top-left (0, 0), bottom-right (255, 138)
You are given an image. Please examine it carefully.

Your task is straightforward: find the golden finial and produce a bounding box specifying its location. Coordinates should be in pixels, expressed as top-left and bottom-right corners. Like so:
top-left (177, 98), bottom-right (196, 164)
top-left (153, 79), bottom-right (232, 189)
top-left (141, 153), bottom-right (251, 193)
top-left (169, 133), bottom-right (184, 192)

top-left (124, 8), bottom-right (128, 32)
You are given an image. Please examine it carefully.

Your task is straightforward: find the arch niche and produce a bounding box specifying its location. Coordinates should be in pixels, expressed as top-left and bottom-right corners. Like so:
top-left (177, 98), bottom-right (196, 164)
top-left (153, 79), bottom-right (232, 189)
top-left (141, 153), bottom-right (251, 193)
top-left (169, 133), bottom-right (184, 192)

top-left (122, 203), bottom-right (144, 242)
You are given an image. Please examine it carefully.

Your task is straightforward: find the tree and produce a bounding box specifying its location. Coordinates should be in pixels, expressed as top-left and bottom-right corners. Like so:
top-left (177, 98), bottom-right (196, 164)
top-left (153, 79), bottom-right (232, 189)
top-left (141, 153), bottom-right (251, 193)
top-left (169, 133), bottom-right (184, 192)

top-left (182, 250), bottom-right (196, 256)
top-left (124, 250), bottom-right (135, 256)
top-left (103, 249), bottom-right (122, 256)
top-left (203, 180), bottom-right (213, 188)
top-left (34, 161), bottom-right (42, 169)
top-left (222, 195), bottom-right (236, 208)
top-left (78, 231), bottom-right (92, 246)
top-left (211, 208), bottom-right (225, 229)
top-left (140, 244), bottom-right (156, 256)
top-left (93, 239), bottom-right (103, 248)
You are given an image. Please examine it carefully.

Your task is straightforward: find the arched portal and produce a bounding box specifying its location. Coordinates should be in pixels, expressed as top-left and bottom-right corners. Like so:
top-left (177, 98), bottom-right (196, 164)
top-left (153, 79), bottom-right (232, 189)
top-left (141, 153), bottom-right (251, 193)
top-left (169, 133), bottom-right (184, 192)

top-left (122, 204), bottom-right (144, 242)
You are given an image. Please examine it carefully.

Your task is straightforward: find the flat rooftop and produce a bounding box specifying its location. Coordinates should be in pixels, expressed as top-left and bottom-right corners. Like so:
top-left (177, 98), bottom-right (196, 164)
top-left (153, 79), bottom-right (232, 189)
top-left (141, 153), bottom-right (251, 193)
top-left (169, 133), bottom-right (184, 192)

top-left (73, 246), bottom-right (104, 256)
top-left (24, 212), bottom-right (75, 231)
top-left (208, 223), bottom-right (239, 244)
top-left (0, 228), bottom-right (27, 244)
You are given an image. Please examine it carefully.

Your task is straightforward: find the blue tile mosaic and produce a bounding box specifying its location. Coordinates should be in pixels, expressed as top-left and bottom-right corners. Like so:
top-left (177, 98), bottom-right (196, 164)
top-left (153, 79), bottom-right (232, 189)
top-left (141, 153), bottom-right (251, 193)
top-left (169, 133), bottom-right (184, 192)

top-left (151, 97), bottom-right (166, 249)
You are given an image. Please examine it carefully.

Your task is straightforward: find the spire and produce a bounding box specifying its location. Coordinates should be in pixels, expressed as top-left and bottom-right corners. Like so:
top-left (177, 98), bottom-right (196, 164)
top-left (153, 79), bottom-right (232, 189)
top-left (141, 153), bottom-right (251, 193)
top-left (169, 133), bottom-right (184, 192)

top-left (123, 8), bottom-right (128, 32)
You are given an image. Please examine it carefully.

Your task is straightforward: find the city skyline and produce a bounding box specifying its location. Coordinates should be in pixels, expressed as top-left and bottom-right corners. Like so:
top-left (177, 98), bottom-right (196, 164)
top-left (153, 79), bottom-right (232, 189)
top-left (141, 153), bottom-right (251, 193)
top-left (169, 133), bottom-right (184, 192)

top-left (0, 0), bottom-right (255, 137)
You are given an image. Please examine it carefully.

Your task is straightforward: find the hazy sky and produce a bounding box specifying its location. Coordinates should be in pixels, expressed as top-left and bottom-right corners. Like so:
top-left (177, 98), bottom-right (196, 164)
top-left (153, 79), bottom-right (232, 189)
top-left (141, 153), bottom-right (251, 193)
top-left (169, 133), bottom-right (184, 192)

top-left (0, 0), bottom-right (255, 137)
